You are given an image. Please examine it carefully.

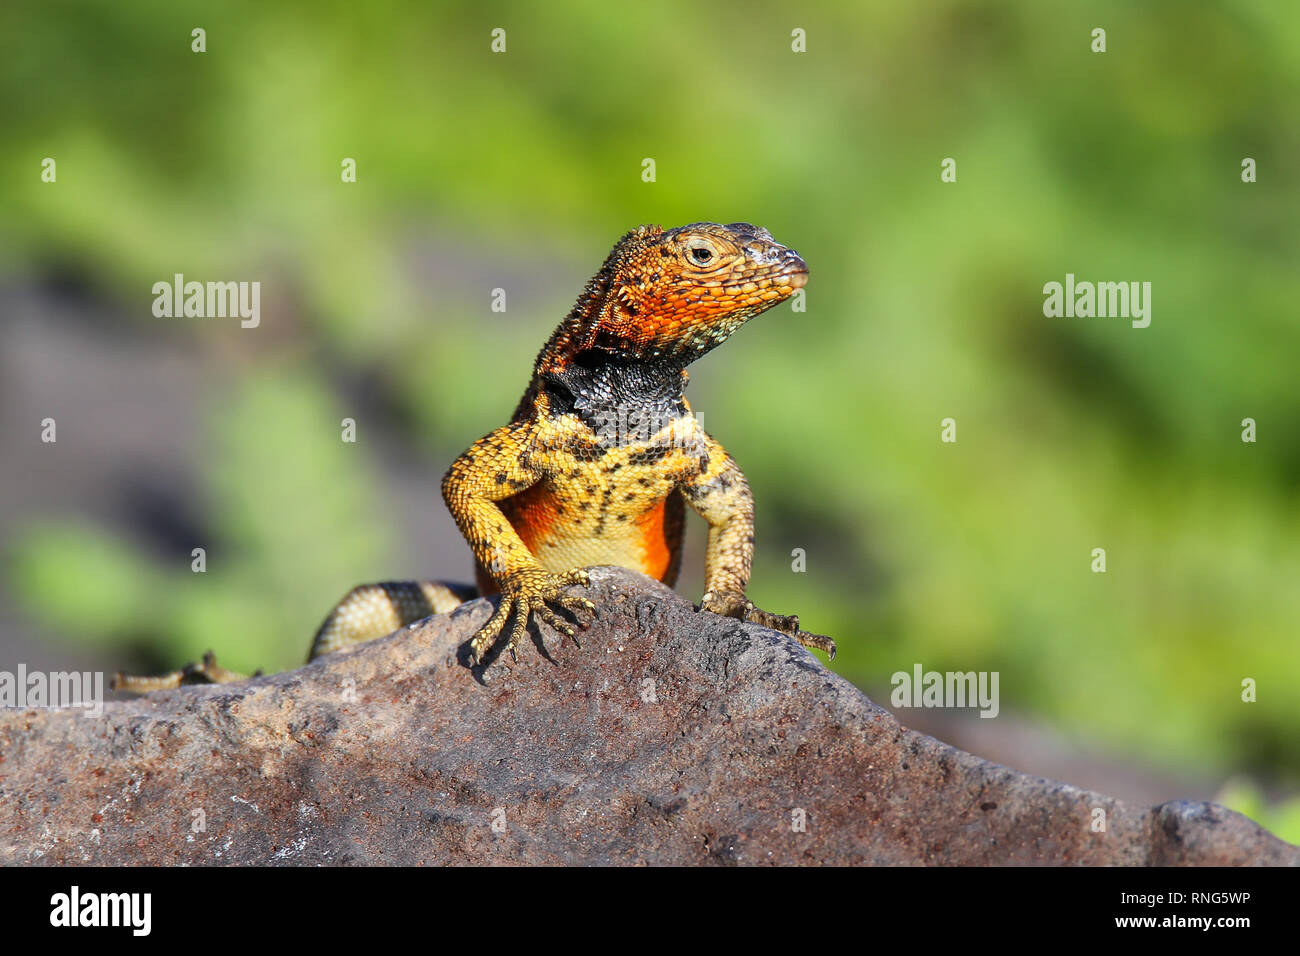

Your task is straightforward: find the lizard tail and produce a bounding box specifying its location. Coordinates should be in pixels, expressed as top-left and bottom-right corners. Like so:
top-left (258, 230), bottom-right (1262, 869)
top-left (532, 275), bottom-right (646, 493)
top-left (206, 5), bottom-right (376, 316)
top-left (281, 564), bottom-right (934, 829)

top-left (308, 580), bottom-right (477, 660)
top-left (111, 580), bottom-right (477, 693)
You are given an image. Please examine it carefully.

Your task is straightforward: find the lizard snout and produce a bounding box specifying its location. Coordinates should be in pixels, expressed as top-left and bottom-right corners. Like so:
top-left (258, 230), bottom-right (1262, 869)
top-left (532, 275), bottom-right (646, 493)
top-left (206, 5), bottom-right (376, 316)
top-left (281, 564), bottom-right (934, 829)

top-left (775, 249), bottom-right (808, 288)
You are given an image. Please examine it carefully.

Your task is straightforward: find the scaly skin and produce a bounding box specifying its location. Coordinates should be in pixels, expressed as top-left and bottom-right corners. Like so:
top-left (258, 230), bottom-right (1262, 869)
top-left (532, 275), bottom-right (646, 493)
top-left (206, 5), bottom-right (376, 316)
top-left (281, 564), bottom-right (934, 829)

top-left (112, 222), bottom-right (833, 691)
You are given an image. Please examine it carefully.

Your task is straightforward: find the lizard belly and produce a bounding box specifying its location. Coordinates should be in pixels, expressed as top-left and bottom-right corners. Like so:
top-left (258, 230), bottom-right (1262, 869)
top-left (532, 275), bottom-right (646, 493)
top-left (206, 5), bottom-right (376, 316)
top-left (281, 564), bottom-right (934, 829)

top-left (499, 480), bottom-right (673, 581)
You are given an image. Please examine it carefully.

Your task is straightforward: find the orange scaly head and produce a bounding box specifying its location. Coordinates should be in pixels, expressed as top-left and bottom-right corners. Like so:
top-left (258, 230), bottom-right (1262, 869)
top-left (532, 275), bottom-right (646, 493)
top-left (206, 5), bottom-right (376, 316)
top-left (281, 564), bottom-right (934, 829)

top-left (536, 222), bottom-right (808, 374)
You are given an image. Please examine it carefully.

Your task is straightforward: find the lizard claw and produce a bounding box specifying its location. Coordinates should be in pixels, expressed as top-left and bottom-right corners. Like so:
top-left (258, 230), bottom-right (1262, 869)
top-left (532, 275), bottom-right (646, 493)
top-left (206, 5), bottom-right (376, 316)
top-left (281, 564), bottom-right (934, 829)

top-left (699, 589), bottom-right (836, 660)
top-left (468, 567), bottom-right (595, 666)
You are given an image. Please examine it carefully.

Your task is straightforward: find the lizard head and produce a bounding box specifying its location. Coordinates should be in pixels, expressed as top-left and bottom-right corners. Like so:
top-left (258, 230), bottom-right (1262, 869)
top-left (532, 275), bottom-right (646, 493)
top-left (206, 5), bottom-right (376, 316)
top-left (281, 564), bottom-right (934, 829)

top-left (542, 222), bottom-right (808, 373)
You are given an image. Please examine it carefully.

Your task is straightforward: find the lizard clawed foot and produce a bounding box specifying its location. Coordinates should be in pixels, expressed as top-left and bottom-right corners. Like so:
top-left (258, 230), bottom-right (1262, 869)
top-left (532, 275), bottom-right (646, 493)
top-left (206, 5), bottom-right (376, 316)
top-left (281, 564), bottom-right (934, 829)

top-left (111, 651), bottom-right (259, 693)
top-left (699, 589), bottom-right (837, 660)
top-left (468, 568), bottom-right (596, 666)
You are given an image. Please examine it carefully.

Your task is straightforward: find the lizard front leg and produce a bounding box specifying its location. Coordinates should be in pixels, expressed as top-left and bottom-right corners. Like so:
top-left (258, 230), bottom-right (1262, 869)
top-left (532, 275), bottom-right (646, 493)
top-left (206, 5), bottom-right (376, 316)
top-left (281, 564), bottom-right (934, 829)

top-left (680, 432), bottom-right (836, 659)
top-left (441, 420), bottom-right (595, 665)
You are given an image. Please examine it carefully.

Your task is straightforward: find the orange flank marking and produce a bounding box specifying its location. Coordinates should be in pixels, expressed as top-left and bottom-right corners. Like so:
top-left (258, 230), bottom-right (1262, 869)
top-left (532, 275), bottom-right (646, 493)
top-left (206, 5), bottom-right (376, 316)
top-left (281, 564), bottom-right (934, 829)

top-left (502, 483), bottom-right (558, 554)
top-left (635, 499), bottom-right (672, 581)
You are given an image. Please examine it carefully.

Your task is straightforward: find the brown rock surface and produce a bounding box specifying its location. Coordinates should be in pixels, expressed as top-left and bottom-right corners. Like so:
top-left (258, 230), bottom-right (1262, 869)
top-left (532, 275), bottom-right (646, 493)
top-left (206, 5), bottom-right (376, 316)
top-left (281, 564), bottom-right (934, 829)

top-left (1, 567), bottom-right (1293, 865)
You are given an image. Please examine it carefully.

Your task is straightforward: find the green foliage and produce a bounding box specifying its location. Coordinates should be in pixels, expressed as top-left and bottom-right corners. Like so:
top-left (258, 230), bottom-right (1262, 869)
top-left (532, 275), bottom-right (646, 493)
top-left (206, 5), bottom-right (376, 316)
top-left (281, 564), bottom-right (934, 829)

top-left (10, 373), bottom-right (392, 674)
top-left (9, 525), bottom-right (163, 639)
top-left (1217, 778), bottom-right (1300, 846)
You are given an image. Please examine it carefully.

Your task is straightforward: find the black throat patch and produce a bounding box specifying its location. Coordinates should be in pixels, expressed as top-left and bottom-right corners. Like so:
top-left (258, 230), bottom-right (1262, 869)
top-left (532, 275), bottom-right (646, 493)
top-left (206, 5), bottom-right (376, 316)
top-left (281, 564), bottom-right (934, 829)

top-left (541, 350), bottom-right (689, 446)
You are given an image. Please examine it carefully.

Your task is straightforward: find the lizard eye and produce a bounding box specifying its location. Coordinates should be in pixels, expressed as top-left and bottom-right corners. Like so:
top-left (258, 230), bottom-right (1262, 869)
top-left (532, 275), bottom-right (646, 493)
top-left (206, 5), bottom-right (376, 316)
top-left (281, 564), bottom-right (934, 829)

top-left (688, 245), bottom-right (714, 265)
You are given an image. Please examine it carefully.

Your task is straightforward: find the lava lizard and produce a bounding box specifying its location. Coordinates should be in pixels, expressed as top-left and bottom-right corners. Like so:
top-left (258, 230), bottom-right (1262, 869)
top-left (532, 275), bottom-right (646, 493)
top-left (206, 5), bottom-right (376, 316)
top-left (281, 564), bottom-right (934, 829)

top-left (113, 221), bottom-right (834, 691)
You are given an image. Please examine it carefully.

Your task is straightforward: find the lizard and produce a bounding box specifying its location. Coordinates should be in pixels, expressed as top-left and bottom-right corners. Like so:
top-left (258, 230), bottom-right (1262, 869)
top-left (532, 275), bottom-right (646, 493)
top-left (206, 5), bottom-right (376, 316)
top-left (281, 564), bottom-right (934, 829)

top-left (112, 221), bottom-right (834, 692)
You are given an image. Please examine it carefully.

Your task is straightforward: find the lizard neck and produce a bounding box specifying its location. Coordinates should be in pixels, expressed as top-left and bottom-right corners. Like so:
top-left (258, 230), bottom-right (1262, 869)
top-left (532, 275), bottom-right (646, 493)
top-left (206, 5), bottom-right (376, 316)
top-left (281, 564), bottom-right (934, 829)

top-left (530, 225), bottom-right (709, 378)
top-left (538, 352), bottom-right (688, 438)
top-left (523, 256), bottom-right (689, 434)
top-left (532, 261), bottom-right (622, 377)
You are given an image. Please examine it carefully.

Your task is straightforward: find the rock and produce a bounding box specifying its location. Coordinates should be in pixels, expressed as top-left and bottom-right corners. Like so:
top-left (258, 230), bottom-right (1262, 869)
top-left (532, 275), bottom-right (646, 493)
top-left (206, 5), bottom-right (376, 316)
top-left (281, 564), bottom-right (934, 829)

top-left (0, 567), bottom-right (1293, 865)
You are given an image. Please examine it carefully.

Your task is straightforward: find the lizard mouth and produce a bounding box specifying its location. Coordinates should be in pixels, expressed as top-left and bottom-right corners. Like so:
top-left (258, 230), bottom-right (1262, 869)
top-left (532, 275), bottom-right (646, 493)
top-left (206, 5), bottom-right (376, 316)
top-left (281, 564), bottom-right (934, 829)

top-left (773, 249), bottom-right (808, 289)
top-left (773, 265), bottom-right (809, 290)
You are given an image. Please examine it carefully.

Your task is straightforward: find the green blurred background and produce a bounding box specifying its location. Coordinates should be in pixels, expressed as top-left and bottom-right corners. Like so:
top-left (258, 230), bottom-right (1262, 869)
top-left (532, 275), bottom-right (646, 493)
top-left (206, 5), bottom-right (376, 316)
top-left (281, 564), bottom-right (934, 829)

top-left (1, 1), bottom-right (1297, 841)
